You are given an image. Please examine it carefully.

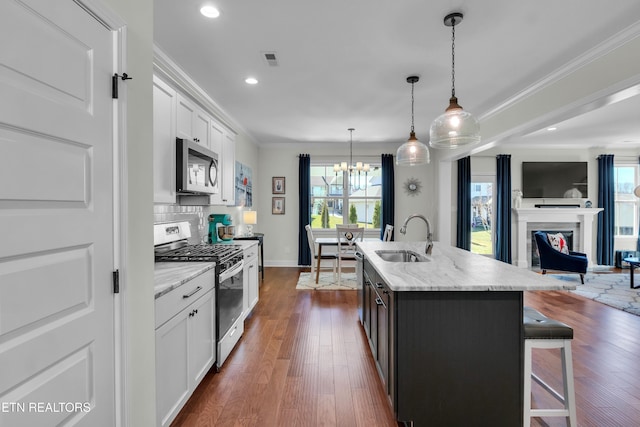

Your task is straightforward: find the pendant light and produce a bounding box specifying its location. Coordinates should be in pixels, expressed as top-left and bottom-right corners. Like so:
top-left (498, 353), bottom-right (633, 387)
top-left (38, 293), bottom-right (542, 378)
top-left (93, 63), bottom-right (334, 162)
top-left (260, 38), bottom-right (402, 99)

top-left (429, 12), bottom-right (480, 149)
top-left (396, 76), bottom-right (430, 166)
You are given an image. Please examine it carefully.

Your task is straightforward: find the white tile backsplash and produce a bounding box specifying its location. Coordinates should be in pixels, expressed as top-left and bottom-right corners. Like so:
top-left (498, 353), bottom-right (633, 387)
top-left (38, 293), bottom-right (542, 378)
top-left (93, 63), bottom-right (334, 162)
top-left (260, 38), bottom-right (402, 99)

top-left (153, 204), bottom-right (207, 244)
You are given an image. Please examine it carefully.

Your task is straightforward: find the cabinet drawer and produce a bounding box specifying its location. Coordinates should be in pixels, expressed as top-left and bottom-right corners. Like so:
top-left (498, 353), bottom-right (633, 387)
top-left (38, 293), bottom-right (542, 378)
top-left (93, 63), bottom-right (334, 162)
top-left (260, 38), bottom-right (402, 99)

top-left (244, 244), bottom-right (258, 261)
top-left (156, 269), bottom-right (215, 328)
top-left (217, 317), bottom-right (244, 368)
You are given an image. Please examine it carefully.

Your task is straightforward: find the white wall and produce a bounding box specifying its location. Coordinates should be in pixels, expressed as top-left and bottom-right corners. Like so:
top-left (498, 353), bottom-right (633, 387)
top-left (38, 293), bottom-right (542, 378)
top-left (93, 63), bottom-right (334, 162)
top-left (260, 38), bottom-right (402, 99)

top-left (257, 142), bottom-right (435, 266)
top-left (203, 130), bottom-right (260, 233)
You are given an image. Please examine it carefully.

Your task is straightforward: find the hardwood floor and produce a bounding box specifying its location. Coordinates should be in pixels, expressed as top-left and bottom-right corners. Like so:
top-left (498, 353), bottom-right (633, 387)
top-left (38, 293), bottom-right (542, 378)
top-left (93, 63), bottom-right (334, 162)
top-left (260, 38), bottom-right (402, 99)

top-left (171, 267), bottom-right (640, 427)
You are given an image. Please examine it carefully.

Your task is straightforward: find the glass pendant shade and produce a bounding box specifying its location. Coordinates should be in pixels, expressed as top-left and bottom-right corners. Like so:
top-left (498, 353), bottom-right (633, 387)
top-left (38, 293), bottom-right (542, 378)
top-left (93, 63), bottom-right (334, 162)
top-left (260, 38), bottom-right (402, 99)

top-left (429, 97), bottom-right (480, 148)
top-left (396, 75), bottom-right (429, 166)
top-left (429, 13), bottom-right (481, 149)
top-left (396, 131), bottom-right (430, 166)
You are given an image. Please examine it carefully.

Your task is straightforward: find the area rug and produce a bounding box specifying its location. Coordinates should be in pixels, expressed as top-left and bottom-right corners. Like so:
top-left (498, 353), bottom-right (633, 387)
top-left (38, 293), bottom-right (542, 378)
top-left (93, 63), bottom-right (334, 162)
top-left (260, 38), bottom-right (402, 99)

top-left (551, 273), bottom-right (640, 316)
top-left (296, 272), bottom-right (357, 290)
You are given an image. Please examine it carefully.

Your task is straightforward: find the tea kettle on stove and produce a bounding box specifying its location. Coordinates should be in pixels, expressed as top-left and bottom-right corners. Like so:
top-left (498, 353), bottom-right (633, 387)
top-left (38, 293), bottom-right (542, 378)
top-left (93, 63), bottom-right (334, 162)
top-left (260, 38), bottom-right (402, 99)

top-left (208, 214), bottom-right (235, 243)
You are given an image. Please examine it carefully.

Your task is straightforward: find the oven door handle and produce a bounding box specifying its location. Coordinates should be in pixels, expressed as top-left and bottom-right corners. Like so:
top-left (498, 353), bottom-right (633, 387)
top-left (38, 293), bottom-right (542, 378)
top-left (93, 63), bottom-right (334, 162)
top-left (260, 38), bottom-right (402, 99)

top-left (219, 259), bottom-right (244, 282)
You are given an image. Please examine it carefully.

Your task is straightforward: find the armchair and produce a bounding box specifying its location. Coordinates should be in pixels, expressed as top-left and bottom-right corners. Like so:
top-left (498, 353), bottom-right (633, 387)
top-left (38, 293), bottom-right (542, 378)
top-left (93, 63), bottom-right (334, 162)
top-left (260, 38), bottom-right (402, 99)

top-left (534, 231), bottom-right (587, 284)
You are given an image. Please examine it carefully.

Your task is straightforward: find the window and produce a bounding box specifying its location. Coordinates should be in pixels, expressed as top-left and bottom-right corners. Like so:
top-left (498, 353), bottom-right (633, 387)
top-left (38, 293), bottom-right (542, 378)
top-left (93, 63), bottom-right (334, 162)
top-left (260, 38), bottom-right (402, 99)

top-left (613, 164), bottom-right (639, 237)
top-left (470, 177), bottom-right (494, 256)
top-left (309, 163), bottom-right (382, 230)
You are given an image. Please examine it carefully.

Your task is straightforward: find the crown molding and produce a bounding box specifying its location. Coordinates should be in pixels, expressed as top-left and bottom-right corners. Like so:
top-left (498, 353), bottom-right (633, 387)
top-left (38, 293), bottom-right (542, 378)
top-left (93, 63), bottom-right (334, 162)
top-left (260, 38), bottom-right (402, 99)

top-left (480, 21), bottom-right (640, 121)
top-left (153, 46), bottom-right (255, 141)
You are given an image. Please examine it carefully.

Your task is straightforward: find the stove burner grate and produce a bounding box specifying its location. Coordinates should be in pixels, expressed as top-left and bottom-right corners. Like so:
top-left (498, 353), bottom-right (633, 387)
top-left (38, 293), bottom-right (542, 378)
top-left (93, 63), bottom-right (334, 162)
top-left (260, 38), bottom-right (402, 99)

top-left (154, 243), bottom-right (243, 263)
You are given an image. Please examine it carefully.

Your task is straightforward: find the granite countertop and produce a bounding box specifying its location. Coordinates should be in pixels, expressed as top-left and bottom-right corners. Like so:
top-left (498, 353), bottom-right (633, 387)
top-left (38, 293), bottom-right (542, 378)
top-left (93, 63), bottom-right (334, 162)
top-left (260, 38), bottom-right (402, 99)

top-left (153, 240), bottom-right (258, 298)
top-left (356, 241), bottom-right (577, 292)
top-left (154, 262), bottom-right (215, 298)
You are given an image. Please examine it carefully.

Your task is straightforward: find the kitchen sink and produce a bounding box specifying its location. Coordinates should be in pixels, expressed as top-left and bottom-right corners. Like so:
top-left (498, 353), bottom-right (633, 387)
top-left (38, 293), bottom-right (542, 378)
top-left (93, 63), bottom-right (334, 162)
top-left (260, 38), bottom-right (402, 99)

top-left (375, 250), bottom-right (429, 262)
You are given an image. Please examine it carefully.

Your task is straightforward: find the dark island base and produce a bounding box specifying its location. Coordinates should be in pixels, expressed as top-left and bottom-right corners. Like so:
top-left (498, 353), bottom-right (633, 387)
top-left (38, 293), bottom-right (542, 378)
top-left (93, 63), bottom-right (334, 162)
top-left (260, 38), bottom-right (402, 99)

top-left (393, 291), bottom-right (524, 426)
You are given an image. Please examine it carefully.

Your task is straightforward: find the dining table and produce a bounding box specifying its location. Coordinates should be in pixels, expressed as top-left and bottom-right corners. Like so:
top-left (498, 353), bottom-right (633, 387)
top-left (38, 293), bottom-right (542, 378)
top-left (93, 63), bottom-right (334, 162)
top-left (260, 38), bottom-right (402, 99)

top-left (314, 236), bottom-right (380, 283)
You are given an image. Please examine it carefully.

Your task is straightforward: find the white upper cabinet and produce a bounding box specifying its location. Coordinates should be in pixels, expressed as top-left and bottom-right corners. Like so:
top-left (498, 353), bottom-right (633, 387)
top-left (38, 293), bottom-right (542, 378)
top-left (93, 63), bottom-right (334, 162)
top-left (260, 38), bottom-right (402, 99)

top-left (221, 132), bottom-right (236, 205)
top-left (153, 76), bottom-right (177, 203)
top-left (177, 93), bottom-right (209, 147)
top-left (193, 109), bottom-right (210, 147)
top-left (176, 94), bottom-right (194, 141)
top-left (153, 75), bottom-right (237, 206)
top-left (209, 120), bottom-right (225, 205)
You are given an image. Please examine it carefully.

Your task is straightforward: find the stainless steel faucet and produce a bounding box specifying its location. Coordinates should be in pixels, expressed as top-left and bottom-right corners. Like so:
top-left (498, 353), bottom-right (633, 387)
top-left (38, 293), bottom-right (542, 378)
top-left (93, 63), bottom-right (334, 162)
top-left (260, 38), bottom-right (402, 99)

top-left (399, 214), bottom-right (433, 255)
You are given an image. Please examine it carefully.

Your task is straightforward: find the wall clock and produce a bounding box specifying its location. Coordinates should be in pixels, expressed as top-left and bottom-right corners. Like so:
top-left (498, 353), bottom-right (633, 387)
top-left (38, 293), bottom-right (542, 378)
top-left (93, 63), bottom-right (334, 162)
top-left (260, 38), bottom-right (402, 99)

top-left (404, 177), bottom-right (422, 196)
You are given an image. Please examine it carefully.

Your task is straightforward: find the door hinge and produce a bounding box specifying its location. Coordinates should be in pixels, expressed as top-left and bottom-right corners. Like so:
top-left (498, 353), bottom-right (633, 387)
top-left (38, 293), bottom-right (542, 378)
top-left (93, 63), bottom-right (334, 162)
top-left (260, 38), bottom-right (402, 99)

top-left (113, 269), bottom-right (120, 294)
top-left (112, 73), bottom-right (132, 99)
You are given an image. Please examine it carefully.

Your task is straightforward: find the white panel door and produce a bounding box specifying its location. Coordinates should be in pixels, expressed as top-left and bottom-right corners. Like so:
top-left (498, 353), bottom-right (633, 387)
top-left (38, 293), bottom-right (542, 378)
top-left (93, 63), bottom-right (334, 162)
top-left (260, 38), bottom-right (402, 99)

top-left (0, 1), bottom-right (116, 426)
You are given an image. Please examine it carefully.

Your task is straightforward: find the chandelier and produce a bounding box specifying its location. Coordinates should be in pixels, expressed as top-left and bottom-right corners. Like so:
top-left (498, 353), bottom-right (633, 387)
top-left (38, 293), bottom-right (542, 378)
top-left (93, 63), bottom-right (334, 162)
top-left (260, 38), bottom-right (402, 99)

top-left (334, 128), bottom-right (369, 192)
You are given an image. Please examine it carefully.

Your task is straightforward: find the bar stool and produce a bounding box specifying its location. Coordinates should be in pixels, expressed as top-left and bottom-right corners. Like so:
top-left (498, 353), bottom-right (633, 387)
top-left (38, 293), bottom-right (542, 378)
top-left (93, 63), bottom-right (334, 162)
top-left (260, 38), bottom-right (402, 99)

top-left (523, 306), bottom-right (577, 427)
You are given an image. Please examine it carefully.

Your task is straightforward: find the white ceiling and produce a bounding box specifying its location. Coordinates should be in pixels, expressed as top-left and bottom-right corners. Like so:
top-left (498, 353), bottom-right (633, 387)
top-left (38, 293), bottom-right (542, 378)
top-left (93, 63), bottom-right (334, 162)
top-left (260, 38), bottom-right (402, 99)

top-left (154, 0), bottom-right (640, 152)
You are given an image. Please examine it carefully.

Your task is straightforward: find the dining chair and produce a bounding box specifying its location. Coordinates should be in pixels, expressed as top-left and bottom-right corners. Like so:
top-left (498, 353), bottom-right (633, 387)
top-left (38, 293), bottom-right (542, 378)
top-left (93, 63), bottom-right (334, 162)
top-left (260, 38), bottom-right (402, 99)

top-left (305, 225), bottom-right (336, 280)
top-left (383, 224), bottom-right (394, 241)
top-left (335, 225), bottom-right (364, 285)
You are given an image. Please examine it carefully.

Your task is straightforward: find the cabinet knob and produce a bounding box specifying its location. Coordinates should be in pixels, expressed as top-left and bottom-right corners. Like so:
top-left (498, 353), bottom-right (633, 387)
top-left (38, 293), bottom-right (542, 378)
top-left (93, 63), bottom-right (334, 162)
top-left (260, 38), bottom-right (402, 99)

top-left (194, 309), bottom-right (198, 315)
top-left (376, 283), bottom-right (384, 289)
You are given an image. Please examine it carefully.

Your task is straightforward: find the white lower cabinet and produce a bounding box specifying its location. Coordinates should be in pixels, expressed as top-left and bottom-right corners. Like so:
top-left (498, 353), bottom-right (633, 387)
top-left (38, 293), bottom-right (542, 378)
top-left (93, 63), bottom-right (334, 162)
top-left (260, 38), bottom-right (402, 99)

top-left (243, 244), bottom-right (259, 318)
top-left (155, 306), bottom-right (189, 427)
top-left (188, 289), bottom-right (216, 385)
top-left (155, 270), bottom-right (216, 427)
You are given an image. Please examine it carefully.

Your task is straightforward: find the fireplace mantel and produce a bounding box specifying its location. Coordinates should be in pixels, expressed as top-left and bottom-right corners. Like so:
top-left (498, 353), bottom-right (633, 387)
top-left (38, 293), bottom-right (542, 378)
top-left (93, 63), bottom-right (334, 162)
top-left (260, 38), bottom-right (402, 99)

top-left (512, 207), bottom-right (603, 268)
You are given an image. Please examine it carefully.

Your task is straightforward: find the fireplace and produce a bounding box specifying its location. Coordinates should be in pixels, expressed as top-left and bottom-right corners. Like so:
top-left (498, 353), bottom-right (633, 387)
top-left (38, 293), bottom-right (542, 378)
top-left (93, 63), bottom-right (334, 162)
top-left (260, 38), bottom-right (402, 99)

top-left (513, 207), bottom-right (602, 269)
top-left (530, 230), bottom-right (574, 268)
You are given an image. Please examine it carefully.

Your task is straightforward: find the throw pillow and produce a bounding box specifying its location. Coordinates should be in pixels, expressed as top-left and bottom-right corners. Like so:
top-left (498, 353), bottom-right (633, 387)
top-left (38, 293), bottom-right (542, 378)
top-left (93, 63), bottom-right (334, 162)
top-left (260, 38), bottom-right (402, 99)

top-left (547, 232), bottom-right (570, 254)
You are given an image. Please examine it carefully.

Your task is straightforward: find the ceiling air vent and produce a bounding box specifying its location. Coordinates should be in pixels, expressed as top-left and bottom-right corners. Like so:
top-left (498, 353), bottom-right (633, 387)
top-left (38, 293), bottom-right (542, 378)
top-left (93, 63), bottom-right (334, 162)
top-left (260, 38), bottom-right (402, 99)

top-left (263, 52), bottom-right (279, 67)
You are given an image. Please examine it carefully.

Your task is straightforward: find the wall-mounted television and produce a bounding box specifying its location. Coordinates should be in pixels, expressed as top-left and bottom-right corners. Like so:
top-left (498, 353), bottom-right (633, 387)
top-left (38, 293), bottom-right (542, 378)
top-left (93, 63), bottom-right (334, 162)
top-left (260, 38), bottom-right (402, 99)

top-left (522, 162), bottom-right (588, 198)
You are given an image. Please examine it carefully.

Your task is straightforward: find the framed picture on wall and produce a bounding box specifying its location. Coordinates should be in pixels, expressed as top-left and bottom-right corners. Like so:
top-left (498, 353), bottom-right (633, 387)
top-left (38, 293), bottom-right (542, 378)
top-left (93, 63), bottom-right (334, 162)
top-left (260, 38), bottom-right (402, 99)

top-left (272, 197), bottom-right (285, 215)
top-left (272, 177), bottom-right (285, 194)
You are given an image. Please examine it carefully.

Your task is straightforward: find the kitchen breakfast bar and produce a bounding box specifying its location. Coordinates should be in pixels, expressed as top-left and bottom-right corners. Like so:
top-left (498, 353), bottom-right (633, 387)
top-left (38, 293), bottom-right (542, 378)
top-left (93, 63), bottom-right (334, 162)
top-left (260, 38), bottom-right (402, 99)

top-left (356, 241), bottom-right (576, 427)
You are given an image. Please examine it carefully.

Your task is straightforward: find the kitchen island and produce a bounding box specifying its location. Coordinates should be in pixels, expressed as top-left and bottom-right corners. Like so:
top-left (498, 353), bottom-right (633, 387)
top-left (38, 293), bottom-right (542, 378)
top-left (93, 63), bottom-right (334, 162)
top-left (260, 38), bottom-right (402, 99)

top-left (356, 241), bottom-right (575, 427)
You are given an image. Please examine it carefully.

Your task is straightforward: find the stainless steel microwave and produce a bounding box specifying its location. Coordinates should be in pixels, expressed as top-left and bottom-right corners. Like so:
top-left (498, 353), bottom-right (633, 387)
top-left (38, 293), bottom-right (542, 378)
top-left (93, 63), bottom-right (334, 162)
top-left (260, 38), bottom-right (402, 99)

top-left (176, 138), bottom-right (219, 195)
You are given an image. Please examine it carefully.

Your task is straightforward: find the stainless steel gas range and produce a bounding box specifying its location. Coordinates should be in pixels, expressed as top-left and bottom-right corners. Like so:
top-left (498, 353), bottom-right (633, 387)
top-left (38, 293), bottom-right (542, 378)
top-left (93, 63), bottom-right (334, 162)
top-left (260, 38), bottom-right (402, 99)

top-left (154, 221), bottom-right (244, 369)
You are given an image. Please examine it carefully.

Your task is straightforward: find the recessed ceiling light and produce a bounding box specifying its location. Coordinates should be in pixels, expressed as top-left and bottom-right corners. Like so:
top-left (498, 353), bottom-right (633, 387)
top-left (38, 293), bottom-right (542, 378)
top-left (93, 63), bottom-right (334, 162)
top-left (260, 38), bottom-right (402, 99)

top-left (245, 77), bottom-right (258, 85)
top-left (200, 5), bottom-right (220, 18)
top-left (546, 127), bottom-right (557, 131)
